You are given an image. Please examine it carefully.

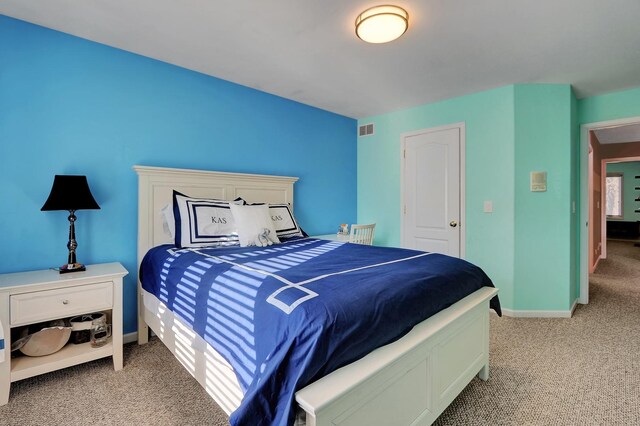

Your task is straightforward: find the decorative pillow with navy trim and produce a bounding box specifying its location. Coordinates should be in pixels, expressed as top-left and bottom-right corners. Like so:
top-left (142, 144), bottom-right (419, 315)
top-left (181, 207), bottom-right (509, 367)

top-left (266, 203), bottom-right (305, 239)
top-left (173, 191), bottom-right (245, 248)
top-left (162, 196), bottom-right (246, 240)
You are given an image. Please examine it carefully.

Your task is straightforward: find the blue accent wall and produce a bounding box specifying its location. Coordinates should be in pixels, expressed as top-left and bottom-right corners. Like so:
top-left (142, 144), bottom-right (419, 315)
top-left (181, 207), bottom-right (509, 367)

top-left (0, 16), bottom-right (357, 334)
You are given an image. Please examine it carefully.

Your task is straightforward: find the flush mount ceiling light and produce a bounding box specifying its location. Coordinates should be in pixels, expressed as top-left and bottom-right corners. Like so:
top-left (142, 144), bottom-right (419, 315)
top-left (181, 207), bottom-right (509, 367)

top-left (355, 5), bottom-right (409, 44)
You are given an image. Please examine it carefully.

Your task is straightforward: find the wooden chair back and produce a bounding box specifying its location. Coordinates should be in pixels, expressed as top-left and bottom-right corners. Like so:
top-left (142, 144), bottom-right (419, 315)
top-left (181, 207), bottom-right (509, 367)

top-left (349, 223), bottom-right (376, 245)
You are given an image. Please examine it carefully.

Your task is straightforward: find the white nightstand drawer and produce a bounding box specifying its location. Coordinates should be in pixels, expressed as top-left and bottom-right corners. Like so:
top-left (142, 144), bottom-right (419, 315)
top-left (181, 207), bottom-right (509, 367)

top-left (10, 282), bottom-right (113, 326)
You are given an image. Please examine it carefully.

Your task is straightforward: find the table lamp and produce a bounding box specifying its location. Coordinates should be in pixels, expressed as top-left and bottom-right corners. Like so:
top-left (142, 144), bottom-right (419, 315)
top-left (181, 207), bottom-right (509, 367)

top-left (41, 175), bottom-right (100, 273)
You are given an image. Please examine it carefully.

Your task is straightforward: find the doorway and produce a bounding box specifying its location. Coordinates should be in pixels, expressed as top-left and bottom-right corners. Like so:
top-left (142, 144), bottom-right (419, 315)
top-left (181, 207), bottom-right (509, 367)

top-left (602, 157), bottom-right (640, 247)
top-left (580, 117), bottom-right (640, 304)
top-left (400, 122), bottom-right (465, 258)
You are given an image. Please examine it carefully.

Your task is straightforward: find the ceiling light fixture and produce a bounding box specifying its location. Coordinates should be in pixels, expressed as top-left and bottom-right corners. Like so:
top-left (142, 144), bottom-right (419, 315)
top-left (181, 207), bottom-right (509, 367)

top-left (355, 5), bottom-right (409, 44)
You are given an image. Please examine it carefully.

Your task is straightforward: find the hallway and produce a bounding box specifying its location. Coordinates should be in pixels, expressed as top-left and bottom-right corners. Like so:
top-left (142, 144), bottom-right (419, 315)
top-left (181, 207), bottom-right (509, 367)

top-left (590, 240), bottom-right (640, 320)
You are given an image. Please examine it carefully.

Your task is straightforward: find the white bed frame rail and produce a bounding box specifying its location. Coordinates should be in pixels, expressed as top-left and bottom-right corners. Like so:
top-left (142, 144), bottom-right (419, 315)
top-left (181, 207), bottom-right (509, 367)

top-left (135, 165), bottom-right (497, 426)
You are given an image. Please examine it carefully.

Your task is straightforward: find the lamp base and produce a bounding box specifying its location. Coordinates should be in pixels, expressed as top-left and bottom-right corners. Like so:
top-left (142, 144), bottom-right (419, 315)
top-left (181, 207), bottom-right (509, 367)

top-left (59, 263), bottom-right (86, 274)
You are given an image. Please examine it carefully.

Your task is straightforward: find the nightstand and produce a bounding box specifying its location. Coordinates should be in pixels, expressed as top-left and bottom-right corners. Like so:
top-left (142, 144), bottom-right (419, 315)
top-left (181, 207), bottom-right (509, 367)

top-left (312, 234), bottom-right (349, 242)
top-left (0, 263), bottom-right (128, 405)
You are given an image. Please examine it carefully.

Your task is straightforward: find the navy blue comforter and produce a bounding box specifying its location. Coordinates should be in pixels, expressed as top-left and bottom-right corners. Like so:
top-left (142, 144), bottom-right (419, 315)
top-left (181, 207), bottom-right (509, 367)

top-left (140, 237), bottom-right (500, 426)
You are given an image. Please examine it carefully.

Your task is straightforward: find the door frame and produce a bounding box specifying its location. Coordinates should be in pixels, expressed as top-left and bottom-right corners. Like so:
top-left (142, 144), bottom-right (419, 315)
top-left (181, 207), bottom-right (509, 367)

top-left (579, 116), bottom-right (640, 304)
top-left (400, 122), bottom-right (466, 258)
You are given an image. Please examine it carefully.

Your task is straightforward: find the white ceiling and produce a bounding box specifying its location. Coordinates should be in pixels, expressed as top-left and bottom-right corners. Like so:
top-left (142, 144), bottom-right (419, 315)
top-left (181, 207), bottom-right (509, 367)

top-left (2, 0), bottom-right (640, 118)
top-left (594, 123), bottom-right (640, 145)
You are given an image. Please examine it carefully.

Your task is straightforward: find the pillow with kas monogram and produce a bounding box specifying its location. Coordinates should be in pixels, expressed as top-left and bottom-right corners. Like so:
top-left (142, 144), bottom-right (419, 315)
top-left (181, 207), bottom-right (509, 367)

top-left (162, 196), bottom-right (246, 240)
top-left (172, 191), bottom-right (245, 248)
top-left (265, 203), bottom-right (305, 239)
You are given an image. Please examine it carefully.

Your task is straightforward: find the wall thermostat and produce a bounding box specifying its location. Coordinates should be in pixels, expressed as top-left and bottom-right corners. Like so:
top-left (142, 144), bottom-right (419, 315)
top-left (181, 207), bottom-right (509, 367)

top-left (530, 171), bottom-right (547, 192)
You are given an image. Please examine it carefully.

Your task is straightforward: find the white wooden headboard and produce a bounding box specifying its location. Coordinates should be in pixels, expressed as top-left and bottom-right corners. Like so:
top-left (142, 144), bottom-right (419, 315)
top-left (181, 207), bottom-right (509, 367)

top-left (134, 165), bottom-right (299, 340)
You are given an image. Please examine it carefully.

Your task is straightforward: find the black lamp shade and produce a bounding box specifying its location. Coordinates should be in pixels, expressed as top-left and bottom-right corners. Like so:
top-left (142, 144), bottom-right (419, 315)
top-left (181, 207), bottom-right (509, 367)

top-left (41, 175), bottom-right (100, 211)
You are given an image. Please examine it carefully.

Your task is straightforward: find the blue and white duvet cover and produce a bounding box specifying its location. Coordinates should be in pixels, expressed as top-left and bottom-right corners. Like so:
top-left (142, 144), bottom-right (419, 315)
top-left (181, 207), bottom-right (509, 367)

top-left (140, 238), bottom-right (500, 426)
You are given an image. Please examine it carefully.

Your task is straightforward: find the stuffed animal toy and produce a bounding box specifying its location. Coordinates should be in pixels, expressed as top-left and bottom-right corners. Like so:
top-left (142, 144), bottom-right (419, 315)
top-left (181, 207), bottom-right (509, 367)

top-left (252, 228), bottom-right (278, 247)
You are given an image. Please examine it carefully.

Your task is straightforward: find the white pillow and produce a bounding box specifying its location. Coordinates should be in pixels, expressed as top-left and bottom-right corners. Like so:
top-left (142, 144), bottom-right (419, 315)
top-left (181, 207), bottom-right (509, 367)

top-left (173, 192), bottom-right (243, 248)
top-left (229, 204), bottom-right (281, 247)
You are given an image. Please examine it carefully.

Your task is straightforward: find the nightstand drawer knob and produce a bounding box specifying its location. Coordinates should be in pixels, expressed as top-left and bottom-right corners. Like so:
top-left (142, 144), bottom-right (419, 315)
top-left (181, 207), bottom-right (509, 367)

top-left (62, 299), bottom-right (69, 305)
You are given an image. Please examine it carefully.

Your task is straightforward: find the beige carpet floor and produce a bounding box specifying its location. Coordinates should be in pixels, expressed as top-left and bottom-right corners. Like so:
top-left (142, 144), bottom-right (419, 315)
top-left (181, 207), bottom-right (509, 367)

top-left (434, 240), bottom-right (640, 425)
top-left (1, 241), bottom-right (638, 425)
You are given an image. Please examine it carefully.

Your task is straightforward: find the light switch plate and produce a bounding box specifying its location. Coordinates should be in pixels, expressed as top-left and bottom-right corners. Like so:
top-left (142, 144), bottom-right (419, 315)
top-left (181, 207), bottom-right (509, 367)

top-left (530, 171), bottom-right (547, 192)
top-left (484, 201), bottom-right (493, 213)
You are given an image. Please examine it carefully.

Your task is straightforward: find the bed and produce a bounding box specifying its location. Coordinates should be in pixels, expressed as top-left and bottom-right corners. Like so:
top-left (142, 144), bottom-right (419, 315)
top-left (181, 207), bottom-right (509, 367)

top-left (135, 165), bottom-right (500, 426)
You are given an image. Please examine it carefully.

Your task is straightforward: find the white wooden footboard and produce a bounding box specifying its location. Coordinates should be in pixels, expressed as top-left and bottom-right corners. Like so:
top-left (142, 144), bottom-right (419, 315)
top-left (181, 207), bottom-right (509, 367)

top-left (296, 287), bottom-right (497, 426)
top-left (141, 285), bottom-right (496, 426)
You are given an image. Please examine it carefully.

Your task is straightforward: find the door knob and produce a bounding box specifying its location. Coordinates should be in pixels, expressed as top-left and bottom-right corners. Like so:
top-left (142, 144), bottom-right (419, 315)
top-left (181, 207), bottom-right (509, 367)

top-left (449, 220), bottom-right (457, 228)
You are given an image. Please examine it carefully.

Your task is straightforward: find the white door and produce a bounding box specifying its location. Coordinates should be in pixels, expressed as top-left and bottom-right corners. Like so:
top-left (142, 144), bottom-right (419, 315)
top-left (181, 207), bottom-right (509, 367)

top-left (401, 125), bottom-right (463, 257)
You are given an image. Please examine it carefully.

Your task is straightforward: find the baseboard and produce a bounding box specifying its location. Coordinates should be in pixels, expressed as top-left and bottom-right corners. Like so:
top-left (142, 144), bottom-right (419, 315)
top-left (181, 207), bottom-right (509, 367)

top-left (124, 331), bottom-right (138, 344)
top-left (569, 298), bottom-right (578, 315)
top-left (501, 306), bottom-right (575, 318)
top-left (593, 255), bottom-right (602, 271)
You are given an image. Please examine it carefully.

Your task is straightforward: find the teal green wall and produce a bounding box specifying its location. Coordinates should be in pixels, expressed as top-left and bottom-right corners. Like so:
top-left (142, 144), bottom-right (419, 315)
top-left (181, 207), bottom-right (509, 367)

top-left (358, 86), bottom-right (516, 309)
top-left (513, 85), bottom-right (574, 311)
top-left (358, 84), bottom-right (580, 312)
top-left (605, 161), bottom-right (640, 221)
top-left (578, 86), bottom-right (640, 124)
top-left (358, 83), bottom-right (640, 313)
